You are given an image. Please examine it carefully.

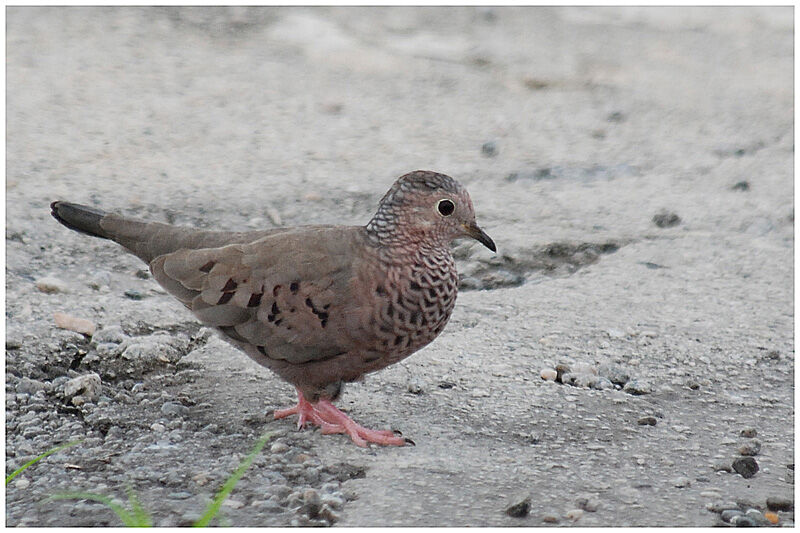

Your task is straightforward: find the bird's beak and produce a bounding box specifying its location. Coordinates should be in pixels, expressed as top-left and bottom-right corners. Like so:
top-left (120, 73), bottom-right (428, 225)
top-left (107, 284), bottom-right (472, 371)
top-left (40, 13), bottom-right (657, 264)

top-left (463, 222), bottom-right (496, 252)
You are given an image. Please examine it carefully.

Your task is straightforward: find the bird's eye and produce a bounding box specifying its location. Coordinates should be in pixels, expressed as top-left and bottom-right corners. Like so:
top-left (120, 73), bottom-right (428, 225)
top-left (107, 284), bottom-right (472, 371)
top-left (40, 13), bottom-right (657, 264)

top-left (437, 199), bottom-right (455, 217)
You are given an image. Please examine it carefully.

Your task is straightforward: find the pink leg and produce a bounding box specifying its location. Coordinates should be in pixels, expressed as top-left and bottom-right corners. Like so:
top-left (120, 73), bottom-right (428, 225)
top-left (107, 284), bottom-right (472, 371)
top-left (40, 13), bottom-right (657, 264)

top-left (315, 400), bottom-right (407, 447)
top-left (273, 388), bottom-right (409, 447)
top-left (274, 389), bottom-right (342, 433)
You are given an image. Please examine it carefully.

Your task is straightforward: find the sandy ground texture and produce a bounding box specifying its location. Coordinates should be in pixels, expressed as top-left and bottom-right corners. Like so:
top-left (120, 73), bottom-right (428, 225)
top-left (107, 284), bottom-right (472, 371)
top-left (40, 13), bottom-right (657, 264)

top-left (6, 6), bottom-right (794, 527)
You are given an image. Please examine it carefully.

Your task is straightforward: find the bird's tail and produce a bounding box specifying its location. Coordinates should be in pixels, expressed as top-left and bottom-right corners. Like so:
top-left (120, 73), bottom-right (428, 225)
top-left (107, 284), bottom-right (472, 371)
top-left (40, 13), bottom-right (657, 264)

top-left (51, 201), bottom-right (112, 240)
top-left (51, 200), bottom-right (282, 264)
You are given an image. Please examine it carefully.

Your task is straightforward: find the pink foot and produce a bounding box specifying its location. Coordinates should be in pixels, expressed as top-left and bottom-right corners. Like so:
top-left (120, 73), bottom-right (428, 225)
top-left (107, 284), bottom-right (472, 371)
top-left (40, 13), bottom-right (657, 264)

top-left (274, 389), bottom-right (409, 447)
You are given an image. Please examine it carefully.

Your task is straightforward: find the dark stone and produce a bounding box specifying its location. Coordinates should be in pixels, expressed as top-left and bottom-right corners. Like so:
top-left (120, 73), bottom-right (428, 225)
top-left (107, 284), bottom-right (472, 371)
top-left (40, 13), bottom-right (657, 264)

top-left (732, 457), bottom-right (759, 479)
top-left (739, 428), bottom-right (757, 438)
top-left (766, 497), bottom-right (793, 512)
top-left (732, 181), bottom-right (750, 191)
top-left (124, 289), bottom-right (144, 300)
top-left (481, 141), bottom-right (498, 157)
top-left (505, 494), bottom-right (531, 517)
top-left (653, 210), bottom-right (681, 228)
top-left (637, 416), bottom-right (657, 426)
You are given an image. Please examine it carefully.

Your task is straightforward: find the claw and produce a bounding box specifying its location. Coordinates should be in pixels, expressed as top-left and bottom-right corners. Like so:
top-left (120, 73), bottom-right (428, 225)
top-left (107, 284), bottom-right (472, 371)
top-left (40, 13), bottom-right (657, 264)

top-left (274, 388), bottom-right (410, 447)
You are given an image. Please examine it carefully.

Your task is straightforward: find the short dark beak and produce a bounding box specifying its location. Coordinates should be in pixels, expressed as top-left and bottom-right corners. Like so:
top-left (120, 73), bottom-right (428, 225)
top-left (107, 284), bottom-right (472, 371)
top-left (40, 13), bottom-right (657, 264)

top-left (463, 222), bottom-right (496, 252)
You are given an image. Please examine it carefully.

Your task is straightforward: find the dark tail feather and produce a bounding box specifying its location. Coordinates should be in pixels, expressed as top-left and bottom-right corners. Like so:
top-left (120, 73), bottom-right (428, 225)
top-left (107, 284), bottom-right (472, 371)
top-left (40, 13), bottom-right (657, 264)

top-left (51, 201), bottom-right (111, 239)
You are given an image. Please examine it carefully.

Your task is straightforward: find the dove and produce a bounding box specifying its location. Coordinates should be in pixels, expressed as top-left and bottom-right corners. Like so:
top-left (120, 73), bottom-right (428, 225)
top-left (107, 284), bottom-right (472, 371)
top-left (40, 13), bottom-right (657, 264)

top-left (51, 170), bottom-right (495, 446)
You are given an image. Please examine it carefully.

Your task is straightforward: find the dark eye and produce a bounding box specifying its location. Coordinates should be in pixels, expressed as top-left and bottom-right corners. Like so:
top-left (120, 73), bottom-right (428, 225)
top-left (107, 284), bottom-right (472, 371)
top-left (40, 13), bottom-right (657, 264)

top-left (437, 199), bottom-right (455, 217)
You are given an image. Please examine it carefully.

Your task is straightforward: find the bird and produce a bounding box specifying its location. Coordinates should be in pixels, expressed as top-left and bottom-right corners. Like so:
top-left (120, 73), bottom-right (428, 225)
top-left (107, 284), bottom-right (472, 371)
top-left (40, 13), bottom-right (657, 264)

top-left (51, 170), bottom-right (496, 446)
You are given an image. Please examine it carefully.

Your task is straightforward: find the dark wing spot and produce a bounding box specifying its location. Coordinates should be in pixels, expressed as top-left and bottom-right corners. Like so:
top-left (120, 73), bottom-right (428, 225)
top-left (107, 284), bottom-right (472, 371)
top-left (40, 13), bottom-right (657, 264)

top-left (393, 336), bottom-right (406, 346)
top-left (409, 281), bottom-right (421, 291)
top-left (222, 278), bottom-right (237, 292)
top-left (363, 354), bottom-right (381, 363)
top-left (321, 319), bottom-right (328, 328)
top-left (317, 312), bottom-right (329, 321)
top-left (217, 292), bottom-right (234, 305)
top-left (376, 285), bottom-right (387, 296)
top-left (267, 314), bottom-right (275, 323)
top-left (410, 311), bottom-right (421, 325)
top-left (323, 303), bottom-right (331, 310)
top-left (257, 346), bottom-right (268, 356)
top-left (247, 293), bottom-right (263, 307)
top-left (386, 302), bottom-right (395, 318)
top-left (427, 288), bottom-right (437, 299)
top-left (290, 282), bottom-right (299, 294)
top-left (271, 302), bottom-right (280, 315)
top-left (272, 285), bottom-right (282, 297)
top-left (305, 297), bottom-right (314, 308)
top-left (199, 261), bottom-right (215, 273)
top-left (274, 319), bottom-right (283, 326)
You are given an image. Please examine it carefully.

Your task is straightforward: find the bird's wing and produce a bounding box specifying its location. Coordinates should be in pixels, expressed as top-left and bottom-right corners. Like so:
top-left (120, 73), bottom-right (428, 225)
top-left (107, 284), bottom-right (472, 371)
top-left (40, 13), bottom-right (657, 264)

top-left (150, 226), bottom-right (368, 364)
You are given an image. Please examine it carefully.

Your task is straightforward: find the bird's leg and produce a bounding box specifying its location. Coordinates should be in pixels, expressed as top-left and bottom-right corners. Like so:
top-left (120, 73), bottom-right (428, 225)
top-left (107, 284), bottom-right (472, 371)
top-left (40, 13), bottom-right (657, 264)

top-left (273, 389), bottom-right (342, 432)
top-left (314, 400), bottom-right (407, 447)
top-left (274, 389), bottom-right (408, 447)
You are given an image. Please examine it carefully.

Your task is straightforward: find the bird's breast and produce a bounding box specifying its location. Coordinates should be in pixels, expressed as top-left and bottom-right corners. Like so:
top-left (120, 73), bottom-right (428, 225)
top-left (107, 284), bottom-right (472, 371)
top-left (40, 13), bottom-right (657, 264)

top-left (353, 248), bottom-right (458, 363)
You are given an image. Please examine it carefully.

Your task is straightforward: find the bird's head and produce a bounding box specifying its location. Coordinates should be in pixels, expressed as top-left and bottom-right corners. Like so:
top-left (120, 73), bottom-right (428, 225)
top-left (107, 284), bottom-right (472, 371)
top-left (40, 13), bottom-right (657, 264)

top-left (366, 170), bottom-right (496, 252)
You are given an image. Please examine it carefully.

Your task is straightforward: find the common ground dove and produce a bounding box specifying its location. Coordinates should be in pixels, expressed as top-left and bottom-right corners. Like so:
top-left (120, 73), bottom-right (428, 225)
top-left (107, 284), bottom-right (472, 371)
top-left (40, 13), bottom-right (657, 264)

top-left (51, 170), bottom-right (495, 446)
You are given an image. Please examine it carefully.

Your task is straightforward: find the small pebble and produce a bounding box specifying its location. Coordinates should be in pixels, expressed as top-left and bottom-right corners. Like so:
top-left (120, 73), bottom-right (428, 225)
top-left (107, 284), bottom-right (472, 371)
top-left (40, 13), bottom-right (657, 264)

top-left (731, 181), bottom-right (750, 191)
top-left (766, 496), bottom-right (793, 512)
top-left (707, 501), bottom-right (740, 513)
top-left (652, 210), bottom-right (681, 228)
top-left (35, 276), bottom-right (69, 293)
top-left (721, 509), bottom-right (743, 523)
top-left (150, 423), bottom-right (166, 433)
top-left (481, 141), bottom-right (498, 157)
top-left (745, 509), bottom-right (769, 525)
top-left (593, 377), bottom-right (615, 390)
top-left (577, 495), bottom-right (600, 512)
top-left (53, 312), bottom-right (96, 336)
top-left (738, 439), bottom-right (761, 456)
top-left (673, 477), bottom-right (691, 488)
top-left (540, 368), bottom-right (557, 381)
top-left (764, 511), bottom-right (779, 524)
top-left (504, 494), bottom-right (531, 517)
top-left (637, 416), bottom-right (657, 426)
top-left (270, 442), bottom-right (289, 454)
top-left (740, 428), bottom-right (757, 438)
top-left (542, 512), bottom-right (559, 523)
top-left (731, 515), bottom-right (755, 527)
top-left (124, 289), bottom-right (144, 300)
top-left (222, 499), bottom-right (244, 509)
top-left (14, 478), bottom-right (30, 489)
top-left (732, 457), bottom-right (759, 478)
top-left (406, 377), bottom-right (424, 394)
top-left (623, 379), bottom-right (652, 395)
top-left (713, 462), bottom-right (733, 473)
top-left (565, 509), bottom-right (584, 521)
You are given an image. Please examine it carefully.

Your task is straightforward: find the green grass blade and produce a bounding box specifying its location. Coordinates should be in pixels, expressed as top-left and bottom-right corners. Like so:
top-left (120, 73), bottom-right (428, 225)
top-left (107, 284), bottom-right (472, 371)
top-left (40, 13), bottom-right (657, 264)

top-left (6, 440), bottom-right (82, 486)
top-left (126, 484), bottom-right (153, 527)
top-left (193, 431), bottom-right (274, 527)
top-left (46, 492), bottom-right (139, 526)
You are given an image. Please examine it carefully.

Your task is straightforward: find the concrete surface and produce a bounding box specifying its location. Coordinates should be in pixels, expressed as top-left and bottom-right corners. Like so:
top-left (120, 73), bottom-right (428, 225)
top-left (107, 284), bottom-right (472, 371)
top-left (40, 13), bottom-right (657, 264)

top-left (6, 6), bottom-right (794, 526)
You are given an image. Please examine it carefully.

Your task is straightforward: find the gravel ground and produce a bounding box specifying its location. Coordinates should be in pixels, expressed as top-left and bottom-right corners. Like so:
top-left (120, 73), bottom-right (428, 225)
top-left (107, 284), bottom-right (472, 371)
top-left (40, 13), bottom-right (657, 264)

top-left (6, 6), bottom-right (794, 527)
